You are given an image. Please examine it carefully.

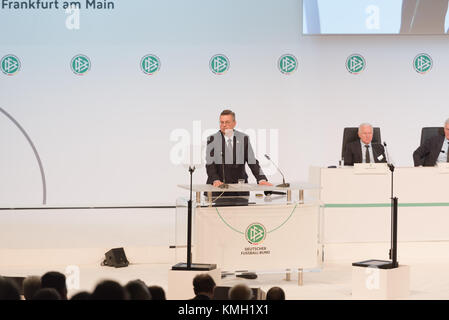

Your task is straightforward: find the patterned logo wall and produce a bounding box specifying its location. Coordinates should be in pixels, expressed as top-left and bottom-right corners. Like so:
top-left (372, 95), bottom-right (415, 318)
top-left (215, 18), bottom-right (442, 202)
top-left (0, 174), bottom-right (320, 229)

top-left (245, 223), bottom-right (266, 245)
top-left (414, 53), bottom-right (433, 74)
top-left (71, 54), bottom-right (91, 75)
top-left (210, 54), bottom-right (230, 75)
top-left (141, 54), bottom-right (161, 75)
top-left (346, 54), bottom-right (366, 74)
top-left (1, 54), bottom-right (21, 76)
top-left (2, 53), bottom-right (437, 77)
top-left (278, 54), bottom-right (298, 74)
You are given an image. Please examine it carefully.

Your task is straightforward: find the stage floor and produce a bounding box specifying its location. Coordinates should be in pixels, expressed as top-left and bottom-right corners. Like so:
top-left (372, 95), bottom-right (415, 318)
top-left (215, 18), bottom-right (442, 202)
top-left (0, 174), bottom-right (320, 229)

top-left (1, 261), bottom-right (449, 300)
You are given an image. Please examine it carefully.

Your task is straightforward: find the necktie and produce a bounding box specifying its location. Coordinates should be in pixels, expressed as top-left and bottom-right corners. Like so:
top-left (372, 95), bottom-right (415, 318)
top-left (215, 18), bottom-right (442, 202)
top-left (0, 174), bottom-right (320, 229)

top-left (365, 145), bottom-right (370, 163)
top-left (225, 138), bottom-right (233, 164)
top-left (227, 138), bottom-right (232, 150)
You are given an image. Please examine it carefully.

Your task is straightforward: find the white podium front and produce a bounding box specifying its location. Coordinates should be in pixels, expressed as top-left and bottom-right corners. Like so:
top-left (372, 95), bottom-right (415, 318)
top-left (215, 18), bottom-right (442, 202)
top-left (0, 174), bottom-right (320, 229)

top-left (194, 203), bottom-right (320, 271)
top-left (176, 183), bottom-right (321, 280)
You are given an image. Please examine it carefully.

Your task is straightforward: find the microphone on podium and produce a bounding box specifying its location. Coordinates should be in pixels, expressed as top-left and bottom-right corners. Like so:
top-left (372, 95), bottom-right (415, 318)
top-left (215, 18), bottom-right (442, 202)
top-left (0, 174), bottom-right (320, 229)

top-left (264, 154), bottom-right (290, 188)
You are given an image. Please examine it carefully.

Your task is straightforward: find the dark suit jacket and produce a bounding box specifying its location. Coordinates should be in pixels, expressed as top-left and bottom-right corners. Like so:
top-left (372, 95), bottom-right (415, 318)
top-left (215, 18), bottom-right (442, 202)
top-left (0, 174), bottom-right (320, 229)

top-left (413, 135), bottom-right (445, 166)
top-left (205, 130), bottom-right (267, 185)
top-left (344, 140), bottom-right (387, 166)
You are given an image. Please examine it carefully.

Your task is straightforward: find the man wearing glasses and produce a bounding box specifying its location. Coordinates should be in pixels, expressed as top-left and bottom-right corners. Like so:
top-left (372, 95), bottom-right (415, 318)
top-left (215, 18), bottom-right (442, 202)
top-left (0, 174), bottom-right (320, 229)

top-left (205, 110), bottom-right (271, 203)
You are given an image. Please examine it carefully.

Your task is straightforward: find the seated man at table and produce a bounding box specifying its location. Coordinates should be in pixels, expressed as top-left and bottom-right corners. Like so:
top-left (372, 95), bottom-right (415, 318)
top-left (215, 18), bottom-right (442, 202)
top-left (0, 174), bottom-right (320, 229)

top-left (205, 109), bottom-right (272, 205)
top-left (413, 118), bottom-right (449, 166)
top-left (343, 123), bottom-right (387, 166)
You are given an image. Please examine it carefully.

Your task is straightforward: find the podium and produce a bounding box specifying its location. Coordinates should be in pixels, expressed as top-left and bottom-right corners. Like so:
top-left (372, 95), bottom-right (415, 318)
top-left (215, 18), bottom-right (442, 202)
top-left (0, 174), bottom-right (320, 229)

top-left (176, 182), bottom-right (321, 285)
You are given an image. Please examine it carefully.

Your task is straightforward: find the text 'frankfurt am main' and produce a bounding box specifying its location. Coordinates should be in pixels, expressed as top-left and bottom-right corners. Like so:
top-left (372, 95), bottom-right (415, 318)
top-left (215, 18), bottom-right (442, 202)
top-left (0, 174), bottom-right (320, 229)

top-left (2, 0), bottom-right (115, 9)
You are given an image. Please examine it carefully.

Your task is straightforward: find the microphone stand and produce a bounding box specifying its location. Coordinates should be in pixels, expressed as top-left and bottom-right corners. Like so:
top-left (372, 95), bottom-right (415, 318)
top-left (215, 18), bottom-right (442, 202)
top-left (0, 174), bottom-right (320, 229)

top-left (218, 133), bottom-right (229, 189)
top-left (187, 166), bottom-right (194, 268)
top-left (385, 143), bottom-right (399, 269)
top-left (265, 154), bottom-right (290, 188)
top-left (172, 166), bottom-right (216, 271)
top-left (352, 142), bottom-right (399, 269)
top-left (218, 160), bottom-right (229, 189)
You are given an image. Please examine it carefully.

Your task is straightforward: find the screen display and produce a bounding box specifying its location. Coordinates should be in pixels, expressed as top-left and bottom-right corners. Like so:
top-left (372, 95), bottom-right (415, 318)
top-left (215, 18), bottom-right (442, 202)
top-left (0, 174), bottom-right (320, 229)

top-left (303, 0), bottom-right (449, 34)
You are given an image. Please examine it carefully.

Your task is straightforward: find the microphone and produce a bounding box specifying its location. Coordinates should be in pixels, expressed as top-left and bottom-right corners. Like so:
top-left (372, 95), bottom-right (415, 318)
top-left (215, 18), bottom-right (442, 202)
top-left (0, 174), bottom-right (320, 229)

top-left (383, 142), bottom-right (395, 172)
top-left (264, 154), bottom-right (290, 188)
top-left (382, 142), bottom-right (390, 163)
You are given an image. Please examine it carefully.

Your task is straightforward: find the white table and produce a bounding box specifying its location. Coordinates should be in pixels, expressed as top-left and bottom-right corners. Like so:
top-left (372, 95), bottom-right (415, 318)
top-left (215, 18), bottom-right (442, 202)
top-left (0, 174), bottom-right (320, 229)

top-left (311, 166), bottom-right (449, 248)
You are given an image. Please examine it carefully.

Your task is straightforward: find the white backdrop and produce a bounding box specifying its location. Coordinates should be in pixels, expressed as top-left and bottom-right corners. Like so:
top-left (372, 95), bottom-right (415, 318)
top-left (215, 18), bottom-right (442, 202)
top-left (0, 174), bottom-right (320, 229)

top-left (1, 0), bottom-right (448, 206)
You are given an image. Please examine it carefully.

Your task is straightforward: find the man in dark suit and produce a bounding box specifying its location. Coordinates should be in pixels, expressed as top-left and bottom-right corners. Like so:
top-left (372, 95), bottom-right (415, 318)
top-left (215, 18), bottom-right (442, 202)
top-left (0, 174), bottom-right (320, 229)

top-left (344, 123), bottom-right (387, 166)
top-left (413, 119), bottom-right (449, 166)
top-left (205, 110), bottom-right (271, 201)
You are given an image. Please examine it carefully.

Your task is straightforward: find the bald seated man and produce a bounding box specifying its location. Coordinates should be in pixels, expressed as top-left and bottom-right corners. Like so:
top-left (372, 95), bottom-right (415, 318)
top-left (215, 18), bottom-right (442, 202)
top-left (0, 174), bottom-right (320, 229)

top-left (344, 123), bottom-right (387, 166)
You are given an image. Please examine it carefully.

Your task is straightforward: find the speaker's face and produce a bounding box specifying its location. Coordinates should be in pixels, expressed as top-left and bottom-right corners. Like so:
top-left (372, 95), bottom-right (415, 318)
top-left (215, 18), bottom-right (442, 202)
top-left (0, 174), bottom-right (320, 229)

top-left (358, 125), bottom-right (373, 145)
top-left (444, 123), bottom-right (449, 140)
top-left (219, 115), bottom-right (236, 136)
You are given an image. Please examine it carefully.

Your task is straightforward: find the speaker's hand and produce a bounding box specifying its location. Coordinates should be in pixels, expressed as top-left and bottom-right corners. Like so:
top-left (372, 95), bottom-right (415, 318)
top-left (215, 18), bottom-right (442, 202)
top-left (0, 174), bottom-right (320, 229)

top-left (213, 180), bottom-right (224, 187)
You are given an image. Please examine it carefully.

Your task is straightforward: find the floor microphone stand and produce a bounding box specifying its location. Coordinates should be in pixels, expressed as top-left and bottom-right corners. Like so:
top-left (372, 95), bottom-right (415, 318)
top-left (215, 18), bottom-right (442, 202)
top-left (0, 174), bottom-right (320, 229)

top-left (352, 147), bottom-right (399, 269)
top-left (172, 166), bottom-right (216, 271)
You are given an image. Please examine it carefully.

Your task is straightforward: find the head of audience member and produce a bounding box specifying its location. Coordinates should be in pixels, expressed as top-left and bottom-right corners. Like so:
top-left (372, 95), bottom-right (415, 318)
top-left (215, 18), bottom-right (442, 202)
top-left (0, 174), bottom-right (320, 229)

top-left (0, 277), bottom-right (21, 300)
top-left (192, 274), bottom-right (216, 299)
top-left (358, 123), bottom-right (373, 145)
top-left (219, 109), bottom-right (236, 137)
top-left (444, 118), bottom-right (449, 140)
top-left (23, 276), bottom-right (41, 300)
top-left (266, 286), bottom-right (285, 300)
top-left (148, 285), bottom-right (166, 300)
top-left (228, 284), bottom-right (252, 300)
top-left (70, 291), bottom-right (91, 300)
top-left (91, 280), bottom-right (128, 300)
top-left (41, 271), bottom-right (67, 300)
top-left (33, 288), bottom-right (61, 300)
top-left (125, 280), bottom-right (151, 300)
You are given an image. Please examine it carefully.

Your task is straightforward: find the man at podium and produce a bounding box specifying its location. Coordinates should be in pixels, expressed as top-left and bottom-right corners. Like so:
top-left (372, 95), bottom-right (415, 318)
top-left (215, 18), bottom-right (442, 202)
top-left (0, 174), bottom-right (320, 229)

top-left (205, 109), bottom-right (272, 204)
top-left (344, 123), bottom-right (387, 166)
